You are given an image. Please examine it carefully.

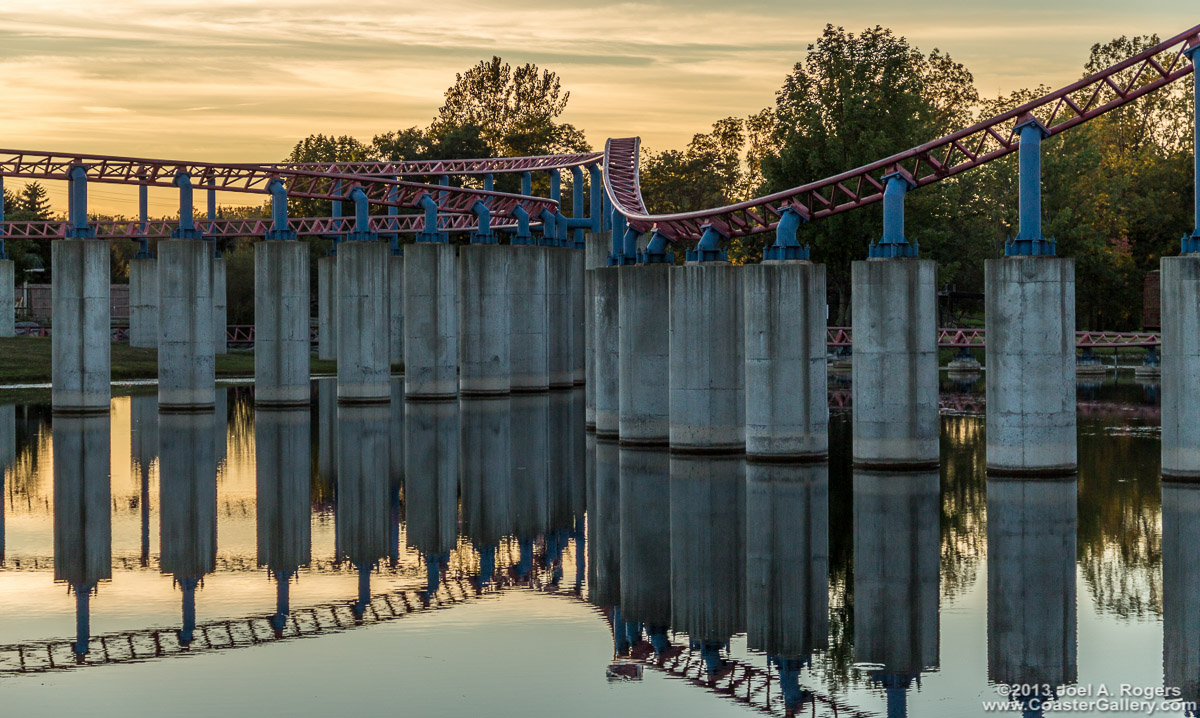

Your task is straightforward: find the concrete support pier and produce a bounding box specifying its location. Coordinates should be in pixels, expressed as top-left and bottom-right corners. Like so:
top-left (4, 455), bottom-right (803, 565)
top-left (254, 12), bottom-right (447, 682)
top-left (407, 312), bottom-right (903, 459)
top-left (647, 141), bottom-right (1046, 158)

top-left (571, 247), bottom-right (585, 385)
top-left (0, 259), bottom-right (12, 338)
top-left (1162, 256), bottom-right (1200, 478)
top-left (52, 240), bottom-right (112, 414)
top-left (850, 259), bottom-right (938, 468)
top-left (547, 248), bottom-right (573, 389)
top-left (254, 241), bottom-right (310, 407)
top-left (744, 261), bottom-right (828, 461)
top-left (617, 264), bottom-right (670, 446)
top-left (510, 245), bottom-right (549, 392)
top-left (584, 232), bottom-right (610, 428)
top-left (157, 239), bottom-right (214, 412)
top-left (985, 257), bottom-right (1076, 475)
top-left (212, 255), bottom-right (227, 355)
top-left (128, 256), bottom-right (157, 348)
top-left (403, 242), bottom-right (458, 400)
top-left (336, 241), bottom-right (390, 404)
top-left (317, 255), bottom-right (337, 362)
top-left (593, 266), bottom-right (620, 439)
top-left (389, 254), bottom-right (404, 373)
top-left (458, 244), bottom-right (511, 396)
top-left (669, 263), bottom-right (744, 454)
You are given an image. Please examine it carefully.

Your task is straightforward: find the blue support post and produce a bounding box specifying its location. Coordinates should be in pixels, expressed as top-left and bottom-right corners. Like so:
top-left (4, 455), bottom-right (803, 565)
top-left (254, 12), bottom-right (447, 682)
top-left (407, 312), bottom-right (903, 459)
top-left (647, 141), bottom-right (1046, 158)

top-left (171, 173), bottom-right (200, 239)
top-left (347, 188), bottom-right (377, 241)
top-left (134, 184), bottom-right (151, 258)
top-left (386, 178), bottom-right (401, 255)
top-left (588, 165), bottom-right (603, 233)
top-left (621, 226), bottom-right (639, 263)
top-left (1005, 116), bottom-right (1055, 256)
top-left (571, 166), bottom-right (586, 247)
top-left (608, 210), bottom-right (636, 265)
top-left (521, 171), bottom-right (532, 197)
top-left (687, 224), bottom-right (727, 262)
top-left (207, 187), bottom-right (220, 257)
top-left (868, 172), bottom-right (919, 258)
top-left (265, 180), bottom-right (296, 239)
top-left (638, 228), bottom-right (673, 264)
top-left (539, 208), bottom-right (557, 246)
top-left (484, 173), bottom-right (494, 192)
top-left (1183, 44), bottom-right (1200, 253)
top-left (763, 206), bottom-right (810, 260)
top-left (66, 166), bottom-right (95, 238)
top-left (510, 206), bottom-right (534, 245)
top-left (470, 200), bottom-right (496, 244)
top-left (602, 191), bottom-right (613, 231)
top-left (549, 169), bottom-right (561, 204)
top-left (555, 210), bottom-right (569, 247)
top-left (416, 193), bottom-right (446, 243)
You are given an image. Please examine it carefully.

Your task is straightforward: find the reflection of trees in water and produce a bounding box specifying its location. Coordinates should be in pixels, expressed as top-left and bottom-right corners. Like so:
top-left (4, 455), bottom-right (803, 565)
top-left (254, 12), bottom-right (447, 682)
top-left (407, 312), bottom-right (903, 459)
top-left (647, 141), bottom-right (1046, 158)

top-left (940, 414), bottom-right (986, 602)
top-left (224, 386), bottom-right (256, 475)
top-left (822, 410), bottom-right (855, 692)
top-left (7, 405), bottom-right (52, 512)
top-left (1077, 417), bottom-right (1161, 620)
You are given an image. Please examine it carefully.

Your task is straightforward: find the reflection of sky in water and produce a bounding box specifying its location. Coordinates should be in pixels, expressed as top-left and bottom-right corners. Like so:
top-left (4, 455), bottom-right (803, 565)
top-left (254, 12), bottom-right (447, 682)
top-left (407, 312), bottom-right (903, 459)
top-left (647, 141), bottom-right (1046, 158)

top-left (0, 375), bottom-right (1181, 717)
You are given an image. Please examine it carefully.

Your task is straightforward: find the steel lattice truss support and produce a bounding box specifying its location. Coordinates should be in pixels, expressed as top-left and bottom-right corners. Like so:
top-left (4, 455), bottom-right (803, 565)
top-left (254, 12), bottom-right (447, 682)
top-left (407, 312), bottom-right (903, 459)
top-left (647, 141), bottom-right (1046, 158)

top-left (604, 24), bottom-right (1200, 240)
top-left (269, 151), bottom-right (603, 176)
top-left (0, 150), bottom-right (559, 218)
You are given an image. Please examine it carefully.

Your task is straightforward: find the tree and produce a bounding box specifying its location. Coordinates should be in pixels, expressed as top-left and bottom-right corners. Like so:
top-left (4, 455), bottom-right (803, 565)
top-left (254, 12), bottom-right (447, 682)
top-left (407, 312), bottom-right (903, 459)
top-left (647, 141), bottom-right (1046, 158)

top-left (20, 182), bottom-right (52, 220)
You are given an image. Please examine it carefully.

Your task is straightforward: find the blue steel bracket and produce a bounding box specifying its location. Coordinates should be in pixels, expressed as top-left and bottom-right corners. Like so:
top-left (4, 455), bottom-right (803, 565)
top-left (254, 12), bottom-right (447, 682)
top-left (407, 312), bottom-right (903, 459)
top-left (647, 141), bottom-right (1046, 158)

top-left (510, 206), bottom-right (535, 245)
top-left (538, 209), bottom-right (558, 246)
top-left (415, 193), bottom-right (447, 243)
top-left (638, 229), bottom-right (674, 264)
top-left (868, 172), bottom-right (919, 258)
top-left (470, 201), bottom-right (497, 244)
top-left (686, 224), bottom-right (728, 263)
top-left (763, 206), bottom-right (810, 261)
top-left (1005, 234), bottom-right (1056, 256)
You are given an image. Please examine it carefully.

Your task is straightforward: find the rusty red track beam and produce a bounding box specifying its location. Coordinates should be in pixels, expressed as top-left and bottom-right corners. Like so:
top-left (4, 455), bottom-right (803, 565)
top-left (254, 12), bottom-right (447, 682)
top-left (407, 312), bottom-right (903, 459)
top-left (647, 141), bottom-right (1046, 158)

top-left (605, 23), bottom-right (1200, 239)
top-left (268, 152), bottom-right (604, 176)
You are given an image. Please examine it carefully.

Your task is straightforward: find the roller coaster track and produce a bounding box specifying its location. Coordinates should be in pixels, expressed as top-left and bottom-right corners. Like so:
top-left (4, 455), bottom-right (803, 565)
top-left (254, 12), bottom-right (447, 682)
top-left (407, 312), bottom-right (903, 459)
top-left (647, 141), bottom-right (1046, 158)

top-left (0, 149), bottom-right (559, 219)
top-left (603, 24), bottom-right (1200, 240)
top-left (269, 151), bottom-right (604, 177)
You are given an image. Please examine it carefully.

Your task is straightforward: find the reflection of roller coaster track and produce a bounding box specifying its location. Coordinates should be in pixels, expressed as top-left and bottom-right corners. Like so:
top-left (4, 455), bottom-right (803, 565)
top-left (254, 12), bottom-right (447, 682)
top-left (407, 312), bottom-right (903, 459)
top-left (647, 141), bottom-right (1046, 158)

top-left (603, 25), bottom-right (1200, 240)
top-left (827, 389), bottom-right (1161, 420)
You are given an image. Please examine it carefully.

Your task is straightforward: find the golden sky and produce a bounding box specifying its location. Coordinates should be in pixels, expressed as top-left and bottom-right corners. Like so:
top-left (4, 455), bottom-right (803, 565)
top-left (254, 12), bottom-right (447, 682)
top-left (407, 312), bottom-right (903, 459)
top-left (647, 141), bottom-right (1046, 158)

top-left (0, 0), bottom-right (1194, 213)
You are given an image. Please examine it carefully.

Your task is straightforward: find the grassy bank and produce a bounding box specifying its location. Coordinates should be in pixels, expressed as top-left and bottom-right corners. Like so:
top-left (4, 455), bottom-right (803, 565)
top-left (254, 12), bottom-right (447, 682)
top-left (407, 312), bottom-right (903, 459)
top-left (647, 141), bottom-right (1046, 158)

top-left (0, 336), bottom-right (339, 384)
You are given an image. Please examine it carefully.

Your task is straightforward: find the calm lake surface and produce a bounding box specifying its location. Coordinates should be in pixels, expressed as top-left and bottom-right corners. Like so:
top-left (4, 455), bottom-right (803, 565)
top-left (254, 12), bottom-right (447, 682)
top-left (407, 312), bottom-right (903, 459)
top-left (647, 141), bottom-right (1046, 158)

top-left (0, 374), bottom-right (1182, 717)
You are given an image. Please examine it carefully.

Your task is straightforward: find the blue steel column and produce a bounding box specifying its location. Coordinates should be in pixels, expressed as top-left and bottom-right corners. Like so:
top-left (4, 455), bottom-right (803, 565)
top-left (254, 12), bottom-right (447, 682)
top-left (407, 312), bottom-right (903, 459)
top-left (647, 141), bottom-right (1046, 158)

top-left (1006, 116), bottom-right (1055, 256)
top-left (1185, 42), bottom-right (1200, 253)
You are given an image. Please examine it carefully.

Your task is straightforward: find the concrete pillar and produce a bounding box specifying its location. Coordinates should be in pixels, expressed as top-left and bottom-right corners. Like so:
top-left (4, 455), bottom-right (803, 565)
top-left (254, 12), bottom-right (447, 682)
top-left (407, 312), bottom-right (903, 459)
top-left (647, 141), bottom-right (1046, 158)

top-left (1163, 481), bottom-right (1200, 710)
top-left (127, 257), bottom-right (157, 348)
top-left (619, 447), bottom-right (670, 628)
top-left (458, 244), bottom-right (511, 396)
top-left (850, 259), bottom-right (938, 468)
top-left (668, 263), bottom-right (744, 453)
top-left (584, 232), bottom-right (610, 429)
top-left (389, 254), bottom-right (404, 372)
top-left (547, 248), bottom-right (573, 389)
top-left (317, 255), bottom-right (337, 362)
top-left (254, 241), bottom-right (310, 407)
top-left (593, 266), bottom-right (620, 439)
top-left (336, 241), bottom-right (390, 404)
top-left (404, 243), bottom-right (458, 400)
top-left (212, 256), bottom-right (227, 355)
top-left (52, 239), bottom-right (111, 414)
top-left (987, 477), bottom-right (1077, 702)
top-left (744, 262), bottom-right (827, 460)
top-left (571, 247), bottom-right (585, 385)
top-left (1161, 256), bottom-right (1200, 478)
top-left (157, 239), bottom-right (214, 412)
top-left (746, 462), bottom-right (829, 662)
top-left (853, 469), bottom-right (940, 710)
top-left (0, 259), bottom-right (11, 338)
top-left (985, 257), bottom-right (1076, 476)
top-left (617, 264), bottom-right (670, 446)
top-left (510, 245), bottom-right (549, 392)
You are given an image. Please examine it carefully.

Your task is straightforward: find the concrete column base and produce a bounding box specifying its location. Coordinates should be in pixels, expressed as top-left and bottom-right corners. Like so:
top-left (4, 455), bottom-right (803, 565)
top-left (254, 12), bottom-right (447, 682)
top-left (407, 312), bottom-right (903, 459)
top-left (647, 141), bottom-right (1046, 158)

top-left (510, 245), bottom-right (549, 392)
top-left (128, 257), bottom-right (157, 349)
top-left (158, 239), bottom-right (215, 412)
top-left (593, 266), bottom-right (620, 439)
top-left (404, 243), bottom-right (458, 400)
top-left (1162, 256), bottom-right (1200, 478)
top-left (212, 256), bottom-right (227, 355)
top-left (317, 256), bottom-right (337, 362)
top-left (668, 263), bottom-right (744, 454)
top-left (850, 259), bottom-right (938, 468)
top-left (547, 248), bottom-right (573, 389)
top-left (52, 240), bottom-right (111, 414)
top-left (618, 264), bottom-right (670, 446)
top-left (389, 254), bottom-right (405, 372)
top-left (985, 256), bottom-right (1076, 476)
top-left (336, 241), bottom-right (390, 405)
top-left (744, 261), bottom-right (828, 460)
top-left (254, 241), bottom-right (310, 407)
top-left (458, 244), bottom-right (511, 396)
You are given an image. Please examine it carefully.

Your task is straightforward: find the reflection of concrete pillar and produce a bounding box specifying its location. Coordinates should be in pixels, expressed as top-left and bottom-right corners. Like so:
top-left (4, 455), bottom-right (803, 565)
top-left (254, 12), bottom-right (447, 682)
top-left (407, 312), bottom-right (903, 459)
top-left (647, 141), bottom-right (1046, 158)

top-left (404, 401), bottom-right (459, 557)
top-left (547, 391), bottom-right (574, 533)
top-left (853, 470), bottom-right (940, 709)
top-left (1161, 257), bottom-right (1200, 478)
top-left (130, 395), bottom-right (158, 566)
top-left (460, 398), bottom-right (513, 556)
top-left (317, 256), bottom-right (337, 362)
top-left (458, 245), bottom-right (511, 396)
top-left (850, 260), bottom-right (938, 468)
top-left (157, 239), bottom-right (214, 411)
top-left (317, 379), bottom-right (337, 486)
top-left (336, 242), bottom-right (390, 404)
top-left (619, 447), bottom-right (670, 627)
top-left (1164, 482), bottom-right (1200, 710)
top-left (669, 454), bottom-right (746, 644)
top-left (511, 394), bottom-right (549, 542)
top-left (254, 241), bottom-right (310, 407)
top-left (592, 438), bottom-right (622, 607)
top-left (255, 408), bottom-right (311, 628)
top-left (0, 404), bottom-right (12, 562)
top-left (585, 432), bottom-right (597, 591)
top-left (128, 256), bottom-right (157, 348)
top-left (53, 415), bottom-right (112, 657)
top-left (404, 243), bottom-right (458, 399)
top-left (336, 405), bottom-right (392, 568)
top-left (746, 463), bottom-right (828, 660)
top-left (987, 477), bottom-right (1077, 699)
top-left (52, 239), bottom-right (111, 413)
top-left (212, 255), bottom-right (227, 355)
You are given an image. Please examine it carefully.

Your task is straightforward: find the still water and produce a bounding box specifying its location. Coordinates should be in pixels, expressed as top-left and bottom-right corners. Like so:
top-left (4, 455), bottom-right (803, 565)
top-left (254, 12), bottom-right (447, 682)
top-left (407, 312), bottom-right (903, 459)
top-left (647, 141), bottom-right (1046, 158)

top-left (0, 375), bottom-right (1180, 717)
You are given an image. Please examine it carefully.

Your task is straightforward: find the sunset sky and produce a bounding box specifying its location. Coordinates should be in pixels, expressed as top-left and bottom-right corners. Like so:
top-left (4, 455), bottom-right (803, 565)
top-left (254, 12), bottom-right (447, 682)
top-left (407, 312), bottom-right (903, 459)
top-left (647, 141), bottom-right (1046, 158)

top-left (0, 0), bottom-right (1195, 213)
